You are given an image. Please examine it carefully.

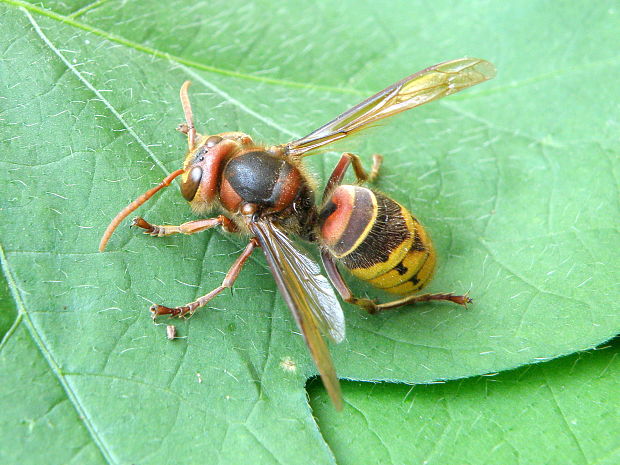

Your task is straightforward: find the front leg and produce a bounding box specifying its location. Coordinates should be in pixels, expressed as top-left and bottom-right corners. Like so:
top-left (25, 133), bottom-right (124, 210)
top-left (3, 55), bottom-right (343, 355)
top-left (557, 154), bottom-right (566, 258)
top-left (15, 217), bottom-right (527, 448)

top-left (132, 215), bottom-right (237, 237)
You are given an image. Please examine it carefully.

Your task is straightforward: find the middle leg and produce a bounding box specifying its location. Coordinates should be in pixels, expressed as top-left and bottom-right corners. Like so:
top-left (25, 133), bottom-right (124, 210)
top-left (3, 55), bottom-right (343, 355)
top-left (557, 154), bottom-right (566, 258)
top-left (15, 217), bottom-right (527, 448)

top-left (152, 238), bottom-right (259, 318)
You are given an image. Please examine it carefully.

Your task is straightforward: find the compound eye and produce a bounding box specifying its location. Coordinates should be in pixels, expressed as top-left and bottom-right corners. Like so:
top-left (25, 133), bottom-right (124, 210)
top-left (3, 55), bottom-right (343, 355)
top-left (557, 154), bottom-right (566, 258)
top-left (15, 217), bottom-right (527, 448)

top-left (181, 166), bottom-right (203, 201)
top-left (206, 135), bottom-right (223, 148)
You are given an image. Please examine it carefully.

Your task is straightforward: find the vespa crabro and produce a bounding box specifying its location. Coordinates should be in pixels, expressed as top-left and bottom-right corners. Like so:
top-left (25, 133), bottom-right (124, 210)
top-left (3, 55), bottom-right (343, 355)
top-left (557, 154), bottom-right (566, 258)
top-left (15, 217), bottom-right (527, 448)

top-left (99, 58), bottom-right (496, 409)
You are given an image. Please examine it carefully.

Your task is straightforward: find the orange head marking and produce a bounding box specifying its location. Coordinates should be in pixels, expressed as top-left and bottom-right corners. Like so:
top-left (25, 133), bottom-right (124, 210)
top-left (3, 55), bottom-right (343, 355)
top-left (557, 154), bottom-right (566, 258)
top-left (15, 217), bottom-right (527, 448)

top-left (180, 135), bottom-right (239, 210)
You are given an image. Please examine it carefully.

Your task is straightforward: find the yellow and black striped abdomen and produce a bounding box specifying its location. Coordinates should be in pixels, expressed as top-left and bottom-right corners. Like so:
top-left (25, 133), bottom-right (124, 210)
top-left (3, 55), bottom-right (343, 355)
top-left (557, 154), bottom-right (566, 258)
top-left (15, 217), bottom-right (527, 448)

top-left (318, 185), bottom-right (435, 295)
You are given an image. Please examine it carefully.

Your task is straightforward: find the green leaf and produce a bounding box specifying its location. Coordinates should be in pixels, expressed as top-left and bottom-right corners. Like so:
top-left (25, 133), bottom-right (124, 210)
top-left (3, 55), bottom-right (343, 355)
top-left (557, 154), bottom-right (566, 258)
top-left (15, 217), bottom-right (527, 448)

top-left (0, 0), bottom-right (618, 463)
top-left (309, 339), bottom-right (620, 465)
top-left (0, 324), bottom-right (108, 465)
top-left (0, 266), bottom-right (17, 337)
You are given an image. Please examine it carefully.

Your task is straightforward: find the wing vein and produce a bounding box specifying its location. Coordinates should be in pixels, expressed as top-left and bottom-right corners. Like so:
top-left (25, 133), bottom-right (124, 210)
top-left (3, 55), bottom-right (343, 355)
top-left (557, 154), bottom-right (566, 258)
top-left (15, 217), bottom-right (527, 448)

top-left (250, 220), bottom-right (344, 410)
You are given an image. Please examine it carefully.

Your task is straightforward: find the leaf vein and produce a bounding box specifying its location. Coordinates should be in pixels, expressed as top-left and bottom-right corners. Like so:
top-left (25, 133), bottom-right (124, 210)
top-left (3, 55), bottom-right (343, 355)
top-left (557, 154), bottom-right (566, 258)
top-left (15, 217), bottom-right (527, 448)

top-left (543, 369), bottom-right (590, 463)
top-left (0, 239), bottom-right (118, 464)
top-left (2, 0), bottom-right (365, 97)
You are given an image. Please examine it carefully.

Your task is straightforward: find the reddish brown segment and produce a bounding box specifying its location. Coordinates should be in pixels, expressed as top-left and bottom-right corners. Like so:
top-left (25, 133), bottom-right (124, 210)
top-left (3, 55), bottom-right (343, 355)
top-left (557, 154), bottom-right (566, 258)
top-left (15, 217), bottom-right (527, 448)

top-left (320, 186), bottom-right (355, 250)
top-left (98, 169), bottom-right (184, 251)
top-left (193, 139), bottom-right (238, 204)
top-left (219, 176), bottom-right (244, 212)
top-left (320, 186), bottom-right (375, 257)
top-left (270, 165), bottom-right (303, 213)
top-left (322, 153), bottom-right (353, 202)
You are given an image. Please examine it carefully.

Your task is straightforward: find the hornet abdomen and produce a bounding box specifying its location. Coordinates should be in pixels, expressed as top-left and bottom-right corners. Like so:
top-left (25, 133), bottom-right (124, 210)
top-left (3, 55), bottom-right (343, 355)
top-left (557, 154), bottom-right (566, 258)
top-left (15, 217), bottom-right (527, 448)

top-left (318, 185), bottom-right (436, 295)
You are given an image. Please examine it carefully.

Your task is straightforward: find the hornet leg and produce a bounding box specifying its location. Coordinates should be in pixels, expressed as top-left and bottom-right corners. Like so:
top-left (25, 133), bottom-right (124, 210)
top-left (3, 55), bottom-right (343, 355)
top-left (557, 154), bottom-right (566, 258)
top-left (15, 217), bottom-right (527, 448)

top-left (321, 250), bottom-right (471, 314)
top-left (132, 215), bottom-right (238, 237)
top-left (152, 238), bottom-right (259, 318)
top-left (323, 152), bottom-right (382, 201)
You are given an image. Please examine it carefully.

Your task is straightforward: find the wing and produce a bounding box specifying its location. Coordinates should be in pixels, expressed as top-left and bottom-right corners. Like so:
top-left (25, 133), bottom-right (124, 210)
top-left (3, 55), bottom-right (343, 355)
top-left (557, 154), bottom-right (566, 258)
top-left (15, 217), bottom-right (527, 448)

top-left (249, 220), bottom-right (345, 410)
top-left (284, 57), bottom-right (496, 156)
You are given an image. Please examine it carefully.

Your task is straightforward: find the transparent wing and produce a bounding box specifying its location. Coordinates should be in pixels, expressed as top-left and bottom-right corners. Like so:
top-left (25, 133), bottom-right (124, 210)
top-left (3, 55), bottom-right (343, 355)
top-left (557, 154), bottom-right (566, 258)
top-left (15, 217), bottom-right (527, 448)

top-left (250, 220), bottom-right (345, 410)
top-left (251, 220), bottom-right (345, 342)
top-left (285, 57), bottom-right (496, 156)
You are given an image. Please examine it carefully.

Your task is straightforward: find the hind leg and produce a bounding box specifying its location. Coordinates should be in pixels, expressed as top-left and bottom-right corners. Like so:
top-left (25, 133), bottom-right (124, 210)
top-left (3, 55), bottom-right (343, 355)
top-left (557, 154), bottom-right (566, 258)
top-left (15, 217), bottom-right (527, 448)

top-left (323, 152), bottom-right (382, 201)
top-left (321, 250), bottom-right (471, 314)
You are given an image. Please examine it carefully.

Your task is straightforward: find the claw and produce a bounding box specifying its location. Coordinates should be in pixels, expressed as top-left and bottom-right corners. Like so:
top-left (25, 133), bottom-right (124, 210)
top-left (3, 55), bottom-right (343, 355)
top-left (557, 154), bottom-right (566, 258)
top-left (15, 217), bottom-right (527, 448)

top-left (132, 217), bottom-right (162, 236)
top-left (151, 304), bottom-right (191, 319)
top-left (449, 293), bottom-right (472, 307)
top-left (358, 298), bottom-right (379, 314)
top-left (176, 122), bottom-right (189, 135)
top-left (131, 216), bottom-right (149, 229)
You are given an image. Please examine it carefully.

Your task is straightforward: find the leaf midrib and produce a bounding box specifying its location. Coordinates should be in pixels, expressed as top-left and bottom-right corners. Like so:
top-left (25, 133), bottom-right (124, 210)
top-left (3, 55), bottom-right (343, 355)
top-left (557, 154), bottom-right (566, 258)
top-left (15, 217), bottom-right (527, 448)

top-left (0, 241), bottom-right (117, 464)
top-left (2, 0), bottom-right (366, 97)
